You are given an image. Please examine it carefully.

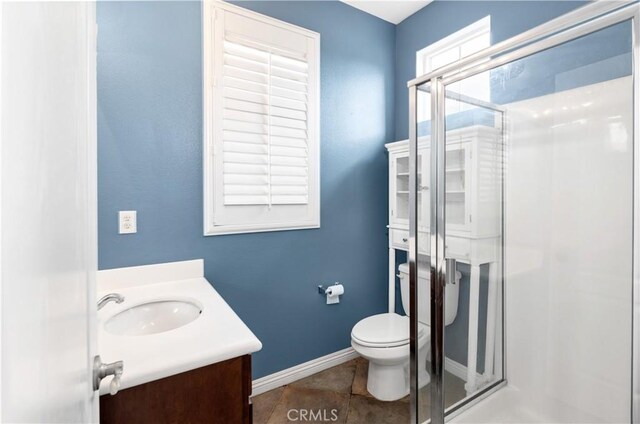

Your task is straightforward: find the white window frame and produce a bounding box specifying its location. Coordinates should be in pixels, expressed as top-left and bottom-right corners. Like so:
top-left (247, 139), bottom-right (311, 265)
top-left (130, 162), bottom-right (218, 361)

top-left (203, 0), bottom-right (321, 236)
top-left (416, 16), bottom-right (491, 119)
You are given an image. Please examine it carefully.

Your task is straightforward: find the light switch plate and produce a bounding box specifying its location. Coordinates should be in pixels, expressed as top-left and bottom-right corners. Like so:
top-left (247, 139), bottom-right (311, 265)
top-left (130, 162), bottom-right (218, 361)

top-left (118, 210), bottom-right (137, 234)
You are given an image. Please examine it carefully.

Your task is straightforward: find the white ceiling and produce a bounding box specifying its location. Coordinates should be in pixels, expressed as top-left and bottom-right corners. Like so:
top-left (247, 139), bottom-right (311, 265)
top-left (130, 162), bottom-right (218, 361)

top-left (340, 0), bottom-right (433, 25)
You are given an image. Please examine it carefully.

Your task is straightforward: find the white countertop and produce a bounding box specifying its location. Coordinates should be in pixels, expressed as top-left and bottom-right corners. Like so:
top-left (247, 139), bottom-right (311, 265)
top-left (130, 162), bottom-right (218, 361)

top-left (97, 260), bottom-right (262, 395)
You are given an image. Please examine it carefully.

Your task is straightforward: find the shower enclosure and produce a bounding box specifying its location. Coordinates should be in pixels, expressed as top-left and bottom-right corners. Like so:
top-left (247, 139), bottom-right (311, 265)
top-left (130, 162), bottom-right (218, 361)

top-left (407, 1), bottom-right (639, 423)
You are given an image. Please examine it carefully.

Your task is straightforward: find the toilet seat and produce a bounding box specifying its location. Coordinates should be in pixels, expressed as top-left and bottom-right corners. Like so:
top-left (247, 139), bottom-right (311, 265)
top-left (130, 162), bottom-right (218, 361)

top-left (351, 313), bottom-right (427, 348)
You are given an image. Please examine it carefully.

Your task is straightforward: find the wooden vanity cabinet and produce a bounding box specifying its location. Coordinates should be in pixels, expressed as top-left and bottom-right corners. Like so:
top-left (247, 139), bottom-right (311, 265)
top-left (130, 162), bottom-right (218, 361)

top-left (100, 355), bottom-right (253, 424)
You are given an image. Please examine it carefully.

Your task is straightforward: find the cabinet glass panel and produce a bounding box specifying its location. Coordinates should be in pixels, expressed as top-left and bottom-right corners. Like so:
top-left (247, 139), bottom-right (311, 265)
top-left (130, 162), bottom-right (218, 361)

top-left (394, 154), bottom-right (409, 223)
top-left (445, 144), bottom-right (467, 229)
top-left (392, 153), bottom-right (424, 226)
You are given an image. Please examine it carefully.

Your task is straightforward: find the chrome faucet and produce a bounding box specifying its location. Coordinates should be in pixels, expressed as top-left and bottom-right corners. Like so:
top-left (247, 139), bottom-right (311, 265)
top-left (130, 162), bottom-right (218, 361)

top-left (98, 293), bottom-right (124, 310)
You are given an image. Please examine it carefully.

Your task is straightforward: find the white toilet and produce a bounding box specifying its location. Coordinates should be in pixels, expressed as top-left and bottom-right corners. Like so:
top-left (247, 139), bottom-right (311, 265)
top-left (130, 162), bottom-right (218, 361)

top-left (351, 262), bottom-right (460, 401)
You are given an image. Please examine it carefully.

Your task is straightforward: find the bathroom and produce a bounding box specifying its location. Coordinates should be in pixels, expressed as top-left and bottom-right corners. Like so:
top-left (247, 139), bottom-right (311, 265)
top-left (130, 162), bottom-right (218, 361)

top-left (1, 0), bottom-right (639, 423)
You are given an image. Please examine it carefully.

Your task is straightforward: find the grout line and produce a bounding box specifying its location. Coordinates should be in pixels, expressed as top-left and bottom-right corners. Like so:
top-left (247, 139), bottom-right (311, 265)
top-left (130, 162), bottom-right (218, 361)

top-left (344, 360), bottom-right (357, 424)
top-left (287, 360), bottom-right (359, 396)
top-left (344, 394), bottom-right (353, 423)
top-left (267, 384), bottom-right (287, 424)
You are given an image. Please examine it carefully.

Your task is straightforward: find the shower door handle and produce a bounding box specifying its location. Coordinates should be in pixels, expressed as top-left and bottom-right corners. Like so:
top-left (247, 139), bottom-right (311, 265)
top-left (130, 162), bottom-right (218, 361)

top-left (445, 258), bottom-right (457, 286)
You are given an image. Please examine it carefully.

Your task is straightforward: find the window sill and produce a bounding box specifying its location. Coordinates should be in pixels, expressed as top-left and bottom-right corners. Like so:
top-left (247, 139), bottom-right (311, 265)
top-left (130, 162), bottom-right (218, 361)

top-left (203, 222), bottom-right (320, 237)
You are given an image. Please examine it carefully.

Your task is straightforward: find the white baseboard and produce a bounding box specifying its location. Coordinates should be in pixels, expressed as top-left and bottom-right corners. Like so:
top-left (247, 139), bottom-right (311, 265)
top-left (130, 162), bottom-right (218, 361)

top-left (252, 350), bottom-right (482, 397)
top-left (444, 357), bottom-right (483, 382)
top-left (252, 347), bottom-right (359, 396)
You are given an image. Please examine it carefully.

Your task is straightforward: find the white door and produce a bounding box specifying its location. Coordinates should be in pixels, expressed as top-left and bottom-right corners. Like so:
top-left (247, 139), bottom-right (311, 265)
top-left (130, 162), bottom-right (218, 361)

top-left (1, 2), bottom-right (98, 422)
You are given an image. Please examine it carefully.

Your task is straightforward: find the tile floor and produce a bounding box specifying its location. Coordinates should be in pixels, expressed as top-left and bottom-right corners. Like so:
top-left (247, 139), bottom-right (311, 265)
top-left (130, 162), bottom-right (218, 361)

top-left (252, 357), bottom-right (467, 424)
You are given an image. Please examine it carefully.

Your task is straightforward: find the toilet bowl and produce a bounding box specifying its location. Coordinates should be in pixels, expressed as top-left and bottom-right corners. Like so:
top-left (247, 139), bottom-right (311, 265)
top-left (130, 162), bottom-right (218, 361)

top-left (350, 262), bottom-right (460, 401)
top-left (351, 313), bottom-right (431, 401)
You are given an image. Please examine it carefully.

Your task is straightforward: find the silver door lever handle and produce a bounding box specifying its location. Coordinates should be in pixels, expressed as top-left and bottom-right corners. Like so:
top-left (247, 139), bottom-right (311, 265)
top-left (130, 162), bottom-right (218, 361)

top-left (93, 355), bottom-right (124, 395)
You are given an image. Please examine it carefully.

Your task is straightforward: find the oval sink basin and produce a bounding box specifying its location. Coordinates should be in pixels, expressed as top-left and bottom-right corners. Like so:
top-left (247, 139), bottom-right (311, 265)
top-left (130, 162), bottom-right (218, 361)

top-left (105, 300), bottom-right (203, 336)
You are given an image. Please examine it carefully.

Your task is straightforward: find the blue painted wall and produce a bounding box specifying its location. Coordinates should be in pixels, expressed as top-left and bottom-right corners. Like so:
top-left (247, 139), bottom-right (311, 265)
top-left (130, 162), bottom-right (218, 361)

top-left (490, 20), bottom-right (632, 104)
top-left (97, 1), bottom-right (396, 379)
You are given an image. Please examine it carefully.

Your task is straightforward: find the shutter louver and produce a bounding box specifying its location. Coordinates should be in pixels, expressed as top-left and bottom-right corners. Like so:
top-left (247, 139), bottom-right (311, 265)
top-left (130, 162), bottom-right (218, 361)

top-left (221, 37), bottom-right (310, 206)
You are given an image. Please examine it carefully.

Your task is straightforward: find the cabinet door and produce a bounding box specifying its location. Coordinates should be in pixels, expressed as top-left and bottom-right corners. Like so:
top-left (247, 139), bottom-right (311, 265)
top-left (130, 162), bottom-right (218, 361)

top-left (445, 142), bottom-right (471, 233)
top-left (390, 150), bottom-right (428, 230)
top-left (390, 152), bottom-right (409, 227)
top-left (402, 143), bottom-right (471, 234)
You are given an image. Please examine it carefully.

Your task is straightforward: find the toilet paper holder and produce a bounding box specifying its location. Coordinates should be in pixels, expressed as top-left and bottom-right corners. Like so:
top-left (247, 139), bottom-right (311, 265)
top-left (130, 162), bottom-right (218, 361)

top-left (318, 282), bottom-right (341, 294)
top-left (318, 282), bottom-right (344, 304)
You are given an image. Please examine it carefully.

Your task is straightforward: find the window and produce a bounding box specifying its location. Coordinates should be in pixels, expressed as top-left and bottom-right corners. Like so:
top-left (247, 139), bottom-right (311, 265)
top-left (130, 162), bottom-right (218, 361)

top-left (203, 1), bottom-right (320, 236)
top-left (416, 16), bottom-right (490, 119)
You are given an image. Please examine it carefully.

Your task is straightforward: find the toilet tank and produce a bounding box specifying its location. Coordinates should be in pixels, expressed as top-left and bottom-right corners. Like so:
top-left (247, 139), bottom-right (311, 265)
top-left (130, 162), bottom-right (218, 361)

top-left (398, 262), bottom-right (459, 326)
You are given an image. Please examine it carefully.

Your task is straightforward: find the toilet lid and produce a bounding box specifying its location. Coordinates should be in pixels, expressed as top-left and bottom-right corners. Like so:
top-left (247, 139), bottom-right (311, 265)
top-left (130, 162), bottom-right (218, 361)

top-left (351, 313), bottom-right (425, 348)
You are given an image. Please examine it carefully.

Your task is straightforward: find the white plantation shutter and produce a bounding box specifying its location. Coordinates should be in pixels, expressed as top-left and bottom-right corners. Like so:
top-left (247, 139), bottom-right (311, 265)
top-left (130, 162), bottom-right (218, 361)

top-left (204, 2), bottom-right (320, 235)
top-left (222, 39), bottom-right (310, 206)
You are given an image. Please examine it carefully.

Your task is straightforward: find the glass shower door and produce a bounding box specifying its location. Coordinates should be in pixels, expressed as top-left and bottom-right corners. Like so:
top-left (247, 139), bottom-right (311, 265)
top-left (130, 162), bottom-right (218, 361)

top-left (432, 17), bottom-right (634, 424)
top-left (440, 82), bottom-right (505, 412)
top-left (411, 82), bottom-right (433, 424)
